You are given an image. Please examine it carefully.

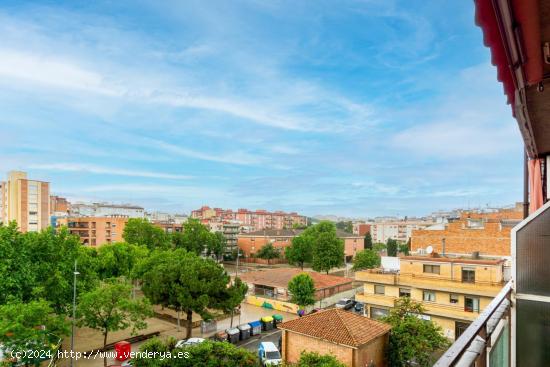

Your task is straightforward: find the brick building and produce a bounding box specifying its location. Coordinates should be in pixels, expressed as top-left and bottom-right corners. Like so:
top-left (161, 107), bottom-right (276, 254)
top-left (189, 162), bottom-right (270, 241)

top-left (411, 208), bottom-right (522, 257)
top-left (191, 205), bottom-right (307, 232)
top-left (57, 216), bottom-right (127, 247)
top-left (353, 223), bottom-right (371, 236)
top-left (237, 228), bottom-right (364, 260)
top-left (50, 195), bottom-right (70, 216)
top-left (279, 308), bottom-right (390, 367)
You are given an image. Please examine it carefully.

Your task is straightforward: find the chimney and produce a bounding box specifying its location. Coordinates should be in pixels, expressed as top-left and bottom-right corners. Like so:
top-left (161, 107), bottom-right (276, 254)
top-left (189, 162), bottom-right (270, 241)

top-left (442, 238), bottom-right (446, 257)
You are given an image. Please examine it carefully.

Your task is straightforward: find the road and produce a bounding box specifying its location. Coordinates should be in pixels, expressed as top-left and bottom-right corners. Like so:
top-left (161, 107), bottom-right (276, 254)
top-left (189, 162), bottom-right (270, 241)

top-left (239, 329), bottom-right (282, 353)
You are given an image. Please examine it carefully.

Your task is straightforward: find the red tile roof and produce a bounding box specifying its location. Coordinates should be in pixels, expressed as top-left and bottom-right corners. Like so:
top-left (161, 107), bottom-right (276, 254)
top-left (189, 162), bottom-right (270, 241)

top-left (279, 308), bottom-right (391, 348)
top-left (239, 268), bottom-right (352, 290)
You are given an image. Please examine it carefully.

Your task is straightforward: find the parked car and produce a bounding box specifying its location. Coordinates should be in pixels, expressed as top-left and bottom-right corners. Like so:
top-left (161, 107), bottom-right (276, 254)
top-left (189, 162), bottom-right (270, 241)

top-left (175, 337), bottom-right (206, 348)
top-left (258, 341), bottom-right (282, 366)
top-left (354, 302), bottom-right (365, 314)
top-left (120, 361), bottom-right (133, 367)
top-left (335, 298), bottom-right (355, 310)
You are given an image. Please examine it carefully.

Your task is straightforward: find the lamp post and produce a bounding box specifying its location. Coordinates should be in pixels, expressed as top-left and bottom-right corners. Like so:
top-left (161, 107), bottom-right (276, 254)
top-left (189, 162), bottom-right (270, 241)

top-left (71, 260), bottom-right (80, 367)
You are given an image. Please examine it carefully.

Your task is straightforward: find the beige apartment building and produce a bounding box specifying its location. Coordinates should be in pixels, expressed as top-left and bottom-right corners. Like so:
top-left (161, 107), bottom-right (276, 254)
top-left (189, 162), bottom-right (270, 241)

top-left (355, 255), bottom-right (505, 341)
top-left (0, 171), bottom-right (50, 232)
top-left (57, 216), bottom-right (126, 247)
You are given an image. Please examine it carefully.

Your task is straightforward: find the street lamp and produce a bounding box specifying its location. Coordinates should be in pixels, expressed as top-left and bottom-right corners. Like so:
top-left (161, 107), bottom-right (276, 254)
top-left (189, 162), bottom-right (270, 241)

top-left (71, 260), bottom-right (80, 367)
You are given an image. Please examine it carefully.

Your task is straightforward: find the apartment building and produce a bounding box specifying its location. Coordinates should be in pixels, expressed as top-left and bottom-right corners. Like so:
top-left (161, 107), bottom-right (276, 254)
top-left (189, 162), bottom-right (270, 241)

top-left (411, 209), bottom-right (522, 257)
top-left (57, 216), bottom-right (126, 247)
top-left (191, 205), bottom-right (307, 231)
top-left (237, 228), bottom-right (364, 260)
top-left (371, 219), bottom-right (433, 243)
top-left (70, 202), bottom-right (144, 218)
top-left (355, 255), bottom-right (505, 341)
top-left (50, 195), bottom-right (70, 216)
top-left (0, 171), bottom-right (50, 232)
top-left (352, 222), bottom-right (371, 236)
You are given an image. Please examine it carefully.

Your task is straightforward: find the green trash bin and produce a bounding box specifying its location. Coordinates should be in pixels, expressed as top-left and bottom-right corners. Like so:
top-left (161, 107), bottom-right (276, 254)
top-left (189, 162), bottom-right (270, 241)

top-left (272, 314), bottom-right (283, 328)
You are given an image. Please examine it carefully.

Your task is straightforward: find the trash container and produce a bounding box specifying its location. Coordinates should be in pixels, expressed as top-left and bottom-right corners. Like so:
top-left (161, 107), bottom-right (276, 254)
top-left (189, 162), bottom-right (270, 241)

top-left (249, 320), bottom-right (262, 336)
top-left (114, 341), bottom-right (131, 361)
top-left (226, 328), bottom-right (240, 344)
top-left (261, 316), bottom-right (274, 331)
top-left (238, 323), bottom-right (251, 340)
top-left (272, 314), bottom-right (283, 328)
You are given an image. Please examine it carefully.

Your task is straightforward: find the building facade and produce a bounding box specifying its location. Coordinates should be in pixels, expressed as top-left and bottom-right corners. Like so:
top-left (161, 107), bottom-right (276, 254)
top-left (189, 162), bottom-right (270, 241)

top-left (371, 220), bottom-right (433, 243)
top-left (70, 202), bottom-right (144, 218)
top-left (50, 195), bottom-right (70, 216)
top-left (0, 171), bottom-right (50, 232)
top-left (355, 255), bottom-right (505, 340)
top-left (57, 216), bottom-right (126, 247)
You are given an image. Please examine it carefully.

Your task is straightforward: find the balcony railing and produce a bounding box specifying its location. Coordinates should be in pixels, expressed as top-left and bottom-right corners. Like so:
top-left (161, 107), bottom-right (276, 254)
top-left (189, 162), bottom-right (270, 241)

top-left (434, 280), bottom-right (512, 366)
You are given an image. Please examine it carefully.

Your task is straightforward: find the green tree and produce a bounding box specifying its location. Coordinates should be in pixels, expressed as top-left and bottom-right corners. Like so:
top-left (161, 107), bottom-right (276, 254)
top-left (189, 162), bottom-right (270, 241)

top-left (382, 298), bottom-right (450, 367)
top-left (285, 235), bottom-right (313, 270)
top-left (312, 231), bottom-right (344, 274)
top-left (287, 273), bottom-right (316, 309)
top-left (220, 277), bottom-right (248, 328)
top-left (387, 238), bottom-right (398, 257)
top-left (335, 221), bottom-right (353, 233)
top-left (295, 351), bottom-right (346, 367)
top-left (178, 219), bottom-right (213, 254)
top-left (364, 232), bottom-right (373, 250)
top-left (139, 249), bottom-right (231, 339)
top-left (97, 242), bottom-right (148, 280)
top-left (132, 339), bottom-right (259, 367)
top-left (77, 281), bottom-right (153, 367)
top-left (255, 243), bottom-right (281, 264)
top-left (207, 231), bottom-right (226, 262)
top-left (123, 218), bottom-right (170, 250)
top-left (399, 239), bottom-right (410, 256)
top-left (352, 249), bottom-right (381, 271)
top-left (0, 300), bottom-right (69, 365)
top-left (373, 242), bottom-right (387, 252)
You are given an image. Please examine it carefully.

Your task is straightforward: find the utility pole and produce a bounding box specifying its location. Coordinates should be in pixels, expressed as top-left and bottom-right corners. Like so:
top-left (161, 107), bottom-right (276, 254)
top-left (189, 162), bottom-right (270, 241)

top-left (71, 260), bottom-right (80, 367)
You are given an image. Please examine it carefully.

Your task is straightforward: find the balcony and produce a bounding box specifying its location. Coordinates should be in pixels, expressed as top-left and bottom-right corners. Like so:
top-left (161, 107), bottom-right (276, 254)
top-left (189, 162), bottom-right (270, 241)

top-left (355, 270), bottom-right (397, 285)
top-left (355, 292), bottom-right (396, 308)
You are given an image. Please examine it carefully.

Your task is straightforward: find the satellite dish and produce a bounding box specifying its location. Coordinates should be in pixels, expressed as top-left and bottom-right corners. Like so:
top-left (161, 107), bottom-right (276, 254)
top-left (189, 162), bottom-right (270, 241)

top-left (426, 246), bottom-right (434, 254)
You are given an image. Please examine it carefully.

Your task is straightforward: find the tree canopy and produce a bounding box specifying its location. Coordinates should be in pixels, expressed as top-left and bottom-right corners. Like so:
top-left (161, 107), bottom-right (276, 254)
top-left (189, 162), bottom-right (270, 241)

top-left (312, 230), bottom-right (344, 274)
top-left (335, 221), bottom-right (353, 233)
top-left (207, 231), bottom-right (226, 261)
top-left (352, 249), bottom-right (381, 271)
top-left (77, 281), bottom-right (153, 366)
top-left (96, 242), bottom-right (149, 280)
top-left (255, 242), bottom-right (281, 261)
top-left (285, 235), bottom-right (313, 270)
top-left (177, 219), bottom-right (213, 254)
top-left (382, 297), bottom-right (450, 367)
top-left (364, 232), bottom-right (373, 250)
top-left (138, 249), bottom-right (231, 338)
top-left (288, 273), bottom-right (316, 308)
top-left (386, 238), bottom-right (398, 257)
top-left (294, 351), bottom-right (346, 367)
top-left (123, 218), bottom-right (170, 250)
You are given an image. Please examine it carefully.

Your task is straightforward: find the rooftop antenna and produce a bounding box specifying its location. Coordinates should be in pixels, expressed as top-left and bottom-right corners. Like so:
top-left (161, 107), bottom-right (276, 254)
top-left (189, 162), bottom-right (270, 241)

top-left (426, 245), bottom-right (434, 255)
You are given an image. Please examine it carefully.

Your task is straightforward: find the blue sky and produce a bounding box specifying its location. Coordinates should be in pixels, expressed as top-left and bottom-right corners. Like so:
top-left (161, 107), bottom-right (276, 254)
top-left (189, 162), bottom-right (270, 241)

top-left (0, 0), bottom-right (523, 217)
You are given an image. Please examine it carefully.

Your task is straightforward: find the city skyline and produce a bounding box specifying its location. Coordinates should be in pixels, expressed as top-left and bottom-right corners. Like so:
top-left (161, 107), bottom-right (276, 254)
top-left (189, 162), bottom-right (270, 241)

top-left (0, 1), bottom-right (522, 217)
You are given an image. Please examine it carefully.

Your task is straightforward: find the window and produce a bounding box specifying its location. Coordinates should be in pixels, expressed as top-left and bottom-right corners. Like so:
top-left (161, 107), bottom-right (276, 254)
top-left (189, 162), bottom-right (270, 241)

top-left (399, 288), bottom-right (411, 297)
top-left (423, 264), bottom-right (440, 274)
top-left (462, 268), bottom-right (476, 283)
top-left (423, 290), bottom-right (436, 302)
top-left (464, 296), bottom-right (480, 312)
top-left (374, 285), bottom-right (385, 295)
top-left (450, 294), bottom-right (459, 304)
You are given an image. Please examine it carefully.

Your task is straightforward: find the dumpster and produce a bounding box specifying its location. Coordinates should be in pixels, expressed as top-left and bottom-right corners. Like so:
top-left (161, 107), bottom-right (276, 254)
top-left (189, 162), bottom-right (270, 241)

top-left (114, 341), bottom-right (131, 361)
top-left (272, 314), bottom-right (283, 328)
top-left (226, 328), bottom-right (240, 344)
top-left (261, 316), bottom-right (274, 331)
top-left (238, 323), bottom-right (251, 340)
top-left (249, 320), bottom-right (262, 336)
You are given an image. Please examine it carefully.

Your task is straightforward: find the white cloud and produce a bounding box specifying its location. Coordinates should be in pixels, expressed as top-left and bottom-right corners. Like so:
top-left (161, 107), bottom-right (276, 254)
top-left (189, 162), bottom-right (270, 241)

top-left (29, 163), bottom-right (192, 180)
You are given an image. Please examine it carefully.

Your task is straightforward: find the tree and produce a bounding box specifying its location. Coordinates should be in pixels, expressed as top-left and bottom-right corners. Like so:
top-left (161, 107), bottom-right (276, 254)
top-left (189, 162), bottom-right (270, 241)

top-left (177, 219), bottom-right (213, 254)
top-left (387, 238), bottom-right (398, 257)
top-left (288, 273), bottom-right (316, 309)
top-left (132, 339), bottom-right (259, 367)
top-left (97, 242), bottom-right (148, 280)
top-left (399, 239), bottom-right (410, 256)
top-left (382, 298), bottom-right (450, 367)
top-left (295, 351), bottom-right (346, 367)
top-left (255, 242), bottom-right (281, 263)
top-left (139, 249), bottom-right (231, 339)
top-left (207, 231), bottom-right (226, 262)
top-left (364, 232), bottom-right (373, 250)
top-left (373, 242), bottom-right (387, 252)
top-left (312, 232), bottom-right (344, 274)
top-left (335, 221), bottom-right (353, 233)
top-left (77, 281), bottom-right (153, 367)
top-left (220, 277), bottom-right (248, 328)
top-left (0, 300), bottom-right (69, 365)
top-left (285, 235), bottom-right (313, 270)
top-left (123, 218), bottom-right (170, 250)
top-left (352, 249), bottom-right (381, 271)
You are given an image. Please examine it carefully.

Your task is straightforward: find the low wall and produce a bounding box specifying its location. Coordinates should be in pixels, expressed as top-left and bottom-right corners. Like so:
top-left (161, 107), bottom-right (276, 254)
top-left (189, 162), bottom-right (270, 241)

top-left (241, 258), bottom-right (288, 265)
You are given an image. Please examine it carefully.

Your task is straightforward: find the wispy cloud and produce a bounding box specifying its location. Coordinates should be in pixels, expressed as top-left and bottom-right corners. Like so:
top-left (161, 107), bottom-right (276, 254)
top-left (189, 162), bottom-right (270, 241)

top-left (29, 163), bottom-right (192, 180)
